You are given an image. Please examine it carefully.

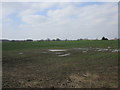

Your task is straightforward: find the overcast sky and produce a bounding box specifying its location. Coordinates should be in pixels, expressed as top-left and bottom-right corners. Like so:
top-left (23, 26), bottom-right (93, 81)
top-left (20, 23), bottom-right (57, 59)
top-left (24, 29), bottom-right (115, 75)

top-left (2, 2), bottom-right (118, 40)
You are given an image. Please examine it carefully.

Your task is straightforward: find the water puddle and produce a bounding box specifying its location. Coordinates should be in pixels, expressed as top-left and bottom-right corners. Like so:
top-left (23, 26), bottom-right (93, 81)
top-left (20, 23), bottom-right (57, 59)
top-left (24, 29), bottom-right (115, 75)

top-left (18, 52), bottom-right (23, 55)
top-left (107, 46), bottom-right (111, 49)
top-left (96, 48), bottom-right (108, 52)
top-left (73, 47), bottom-right (119, 53)
top-left (58, 53), bottom-right (70, 57)
top-left (112, 49), bottom-right (120, 52)
top-left (48, 49), bottom-right (66, 52)
top-left (77, 48), bottom-right (88, 50)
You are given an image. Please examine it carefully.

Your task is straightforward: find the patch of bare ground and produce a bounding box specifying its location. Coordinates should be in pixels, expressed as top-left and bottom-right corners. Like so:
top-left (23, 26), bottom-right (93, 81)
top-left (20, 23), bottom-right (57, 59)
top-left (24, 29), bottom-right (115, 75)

top-left (59, 72), bottom-right (118, 88)
top-left (64, 72), bottom-right (100, 88)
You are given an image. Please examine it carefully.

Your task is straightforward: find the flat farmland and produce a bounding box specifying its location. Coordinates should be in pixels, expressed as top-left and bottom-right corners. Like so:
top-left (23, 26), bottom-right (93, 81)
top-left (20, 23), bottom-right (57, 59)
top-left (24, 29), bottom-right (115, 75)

top-left (2, 40), bottom-right (119, 88)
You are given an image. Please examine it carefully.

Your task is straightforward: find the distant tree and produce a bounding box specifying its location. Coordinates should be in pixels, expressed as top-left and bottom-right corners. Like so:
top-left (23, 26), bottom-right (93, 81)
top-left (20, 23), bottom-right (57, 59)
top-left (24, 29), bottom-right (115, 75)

top-left (56, 38), bottom-right (61, 41)
top-left (52, 39), bottom-right (56, 41)
top-left (26, 39), bottom-right (33, 42)
top-left (37, 40), bottom-right (40, 42)
top-left (77, 39), bottom-right (80, 41)
top-left (102, 37), bottom-right (108, 40)
top-left (83, 38), bottom-right (88, 40)
top-left (65, 39), bottom-right (68, 41)
top-left (41, 39), bottom-right (44, 41)
top-left (46, 38), bottom-right (50, 41)
top-left (2, 39), bottom-right (9, 42)
top-left (37, 39), bottom-right (44, 42)
top-left (11, 40), bottom-right (15, 42)
top-left (102, 37), bottom-right (105, 40)
top-left (95, 38), bottom-right (98, 40)
top-left (113, 38), bottom-right (118, 40)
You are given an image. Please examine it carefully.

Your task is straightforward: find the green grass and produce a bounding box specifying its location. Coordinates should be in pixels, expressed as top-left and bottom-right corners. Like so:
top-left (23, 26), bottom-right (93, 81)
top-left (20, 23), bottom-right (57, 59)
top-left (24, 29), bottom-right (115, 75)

top-left (2, 40), bottom-right (118, 51)
top-left (2, 40), bottom-right (119, 88)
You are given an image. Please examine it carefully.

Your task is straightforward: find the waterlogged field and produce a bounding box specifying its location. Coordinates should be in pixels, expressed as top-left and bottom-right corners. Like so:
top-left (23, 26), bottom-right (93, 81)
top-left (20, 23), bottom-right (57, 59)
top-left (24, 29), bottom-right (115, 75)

top-left (2, 40), bottom-right (119, 88)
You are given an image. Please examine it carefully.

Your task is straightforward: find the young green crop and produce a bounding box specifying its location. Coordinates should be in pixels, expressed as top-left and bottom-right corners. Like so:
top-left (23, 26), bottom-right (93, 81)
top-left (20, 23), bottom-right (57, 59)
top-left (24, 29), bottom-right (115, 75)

top-left (2, 40), bottom-right (118, 51)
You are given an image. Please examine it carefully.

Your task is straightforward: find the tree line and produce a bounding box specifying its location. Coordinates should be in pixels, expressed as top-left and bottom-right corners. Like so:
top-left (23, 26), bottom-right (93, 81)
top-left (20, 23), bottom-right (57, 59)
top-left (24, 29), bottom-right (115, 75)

top-left (1, 37), bottom-right (119, 42)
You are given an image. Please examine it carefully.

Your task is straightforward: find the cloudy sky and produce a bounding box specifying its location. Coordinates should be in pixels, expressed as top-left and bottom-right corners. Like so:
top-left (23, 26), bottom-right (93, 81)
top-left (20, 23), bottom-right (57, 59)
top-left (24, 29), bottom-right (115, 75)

top-left (2, 2), bottom-right (118, 40)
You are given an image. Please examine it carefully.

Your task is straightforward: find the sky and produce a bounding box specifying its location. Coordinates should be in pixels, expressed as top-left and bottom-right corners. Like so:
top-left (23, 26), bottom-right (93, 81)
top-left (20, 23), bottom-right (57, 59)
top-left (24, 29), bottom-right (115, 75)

top-left (1, 2), bottom-right (118, 40)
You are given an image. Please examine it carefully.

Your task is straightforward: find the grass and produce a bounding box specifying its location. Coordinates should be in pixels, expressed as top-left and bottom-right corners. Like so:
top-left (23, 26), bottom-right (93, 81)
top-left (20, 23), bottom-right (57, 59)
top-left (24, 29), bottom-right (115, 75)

top-left (2, 40), bottom-right (118, 51)
top-left (2, 40), bottom-right (119, 88)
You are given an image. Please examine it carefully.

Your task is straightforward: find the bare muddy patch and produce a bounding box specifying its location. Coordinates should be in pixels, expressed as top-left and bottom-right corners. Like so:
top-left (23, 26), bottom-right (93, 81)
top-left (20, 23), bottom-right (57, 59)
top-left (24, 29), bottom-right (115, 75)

top-left (55, 52), bottom-right (62, 55)
top-left (58, 72), bottom-right (100, 88)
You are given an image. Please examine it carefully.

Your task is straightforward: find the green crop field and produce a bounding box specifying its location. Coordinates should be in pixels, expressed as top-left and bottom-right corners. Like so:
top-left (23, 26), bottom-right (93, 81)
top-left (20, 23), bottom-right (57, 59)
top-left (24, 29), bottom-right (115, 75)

top-left (2, 40), bottom-right (118, 51)
top-left (2, 40), bottom-right (119, 88)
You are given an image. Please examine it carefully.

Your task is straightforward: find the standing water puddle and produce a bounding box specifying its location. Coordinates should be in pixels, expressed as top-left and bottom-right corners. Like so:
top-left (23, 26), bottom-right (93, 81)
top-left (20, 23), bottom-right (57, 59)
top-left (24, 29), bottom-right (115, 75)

top-left (48, 49), bottom-right (67, 52)
top-left (73, 48), bottom-right (119, 53)
top-left (18, 52), bottom-right (23, 55)
top-left (58, 53), bottom-right (70, 57)
top-left (112, 49), bottom-right (120, 52)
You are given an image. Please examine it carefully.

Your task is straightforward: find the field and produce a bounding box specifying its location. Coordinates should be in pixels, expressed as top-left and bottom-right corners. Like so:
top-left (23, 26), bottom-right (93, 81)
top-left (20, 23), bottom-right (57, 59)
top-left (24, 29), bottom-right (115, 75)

top-left (2, 40), bottom-right (119, 88)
